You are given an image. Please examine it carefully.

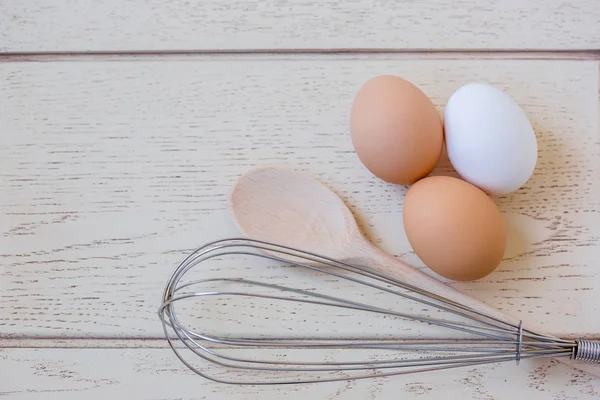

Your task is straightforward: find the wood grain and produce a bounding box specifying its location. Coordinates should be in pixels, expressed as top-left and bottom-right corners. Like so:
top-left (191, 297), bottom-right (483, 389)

top-left (1, 347), bottom-right (600, 399)
top-left (1, 1), bottom-right (600, 53)
top-left (1, 58), bottom-right (598, 341)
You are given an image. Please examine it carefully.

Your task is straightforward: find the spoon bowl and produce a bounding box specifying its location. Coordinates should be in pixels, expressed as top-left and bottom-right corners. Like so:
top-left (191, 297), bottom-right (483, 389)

top-left (230, 167), bottom-right (362, 260)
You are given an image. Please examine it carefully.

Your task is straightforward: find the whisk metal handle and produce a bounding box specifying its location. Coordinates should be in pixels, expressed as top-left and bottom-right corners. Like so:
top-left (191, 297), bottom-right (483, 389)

top-left (573, 340), bottom-right (600, 363)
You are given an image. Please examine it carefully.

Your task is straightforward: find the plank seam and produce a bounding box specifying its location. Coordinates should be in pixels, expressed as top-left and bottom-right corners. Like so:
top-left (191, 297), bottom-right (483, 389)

top-left (0, 49), bottom-right (599, 62)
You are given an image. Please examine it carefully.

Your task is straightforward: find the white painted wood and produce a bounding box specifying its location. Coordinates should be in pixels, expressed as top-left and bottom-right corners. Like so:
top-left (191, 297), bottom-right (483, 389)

top-left (1, 1), bottom-right (600, 52)
top-left (1, 347), bottom-right (599, 399)
top-left (1, 58), bottom-right (598, 344)
top-left (0, 338), bottom-right (166, 348)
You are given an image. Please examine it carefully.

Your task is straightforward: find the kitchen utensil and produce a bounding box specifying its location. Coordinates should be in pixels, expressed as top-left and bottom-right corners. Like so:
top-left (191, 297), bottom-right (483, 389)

top-left (159, 238), bottom-right (600, 384)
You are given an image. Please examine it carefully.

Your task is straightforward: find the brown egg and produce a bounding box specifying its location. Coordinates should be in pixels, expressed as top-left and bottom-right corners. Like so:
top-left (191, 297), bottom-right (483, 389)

top-left (403, 176), bottom-right (507, 281)
top-left (350, 75), bottom-right (443, 184)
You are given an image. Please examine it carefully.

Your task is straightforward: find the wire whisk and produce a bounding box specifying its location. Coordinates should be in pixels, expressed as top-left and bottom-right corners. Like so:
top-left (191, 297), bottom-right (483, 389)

top-left (159, 238), bottom-right (599, 384)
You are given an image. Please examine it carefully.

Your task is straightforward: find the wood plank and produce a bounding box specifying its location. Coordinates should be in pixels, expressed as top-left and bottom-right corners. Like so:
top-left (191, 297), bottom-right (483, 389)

top-left (0, 58), bottom-right (599, 339)
top-left (1, 347), bottom-right (600, 399)
top-left (1, 1), bottom-right (599, 52)
top-left (0, 338), bottom-right (165, 349)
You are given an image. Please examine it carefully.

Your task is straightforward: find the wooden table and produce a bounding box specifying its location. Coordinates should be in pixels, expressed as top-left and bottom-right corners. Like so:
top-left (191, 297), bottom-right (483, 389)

top-left (1, 1), bottom-right (599, 398)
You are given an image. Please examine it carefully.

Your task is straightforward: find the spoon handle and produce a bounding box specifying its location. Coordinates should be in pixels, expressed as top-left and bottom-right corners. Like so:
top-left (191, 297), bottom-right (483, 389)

top-left (353, 239), bottom-right (600, 377)
top-left (355, 241), bottom-right (517, 322)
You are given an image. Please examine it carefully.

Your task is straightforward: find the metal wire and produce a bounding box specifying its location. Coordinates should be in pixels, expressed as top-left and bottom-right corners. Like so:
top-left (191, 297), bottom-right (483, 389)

top-left (574, 340), bottom-right (600, 363)
top-left (158, 238), bottom-right (598, 384)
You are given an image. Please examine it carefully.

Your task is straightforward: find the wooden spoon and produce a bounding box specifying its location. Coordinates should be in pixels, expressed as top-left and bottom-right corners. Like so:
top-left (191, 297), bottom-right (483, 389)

top-left (229, 166), bottom-right (599, 377)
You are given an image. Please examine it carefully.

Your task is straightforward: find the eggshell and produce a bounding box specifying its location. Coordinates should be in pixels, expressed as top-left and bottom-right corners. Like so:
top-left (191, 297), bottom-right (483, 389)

top-left (403, 176), bottom-right (507, 281)
top-left (350, 75), bottom-right (443, 184)
top-left (443, 83), bottom-right (538, 195)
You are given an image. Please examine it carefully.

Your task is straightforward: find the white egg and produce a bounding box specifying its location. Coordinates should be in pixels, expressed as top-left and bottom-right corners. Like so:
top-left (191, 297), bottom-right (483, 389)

top-left (443, 83), bottom-right (538, 195)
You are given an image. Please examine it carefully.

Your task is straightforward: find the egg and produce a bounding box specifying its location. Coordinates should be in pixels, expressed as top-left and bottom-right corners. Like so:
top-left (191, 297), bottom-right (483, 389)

top-left (443, 83), bottom-right (538, 195)
top-left (350, 75), bottom-right (443, 184)
top-left (403, 176), bottom-right (507, 281)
